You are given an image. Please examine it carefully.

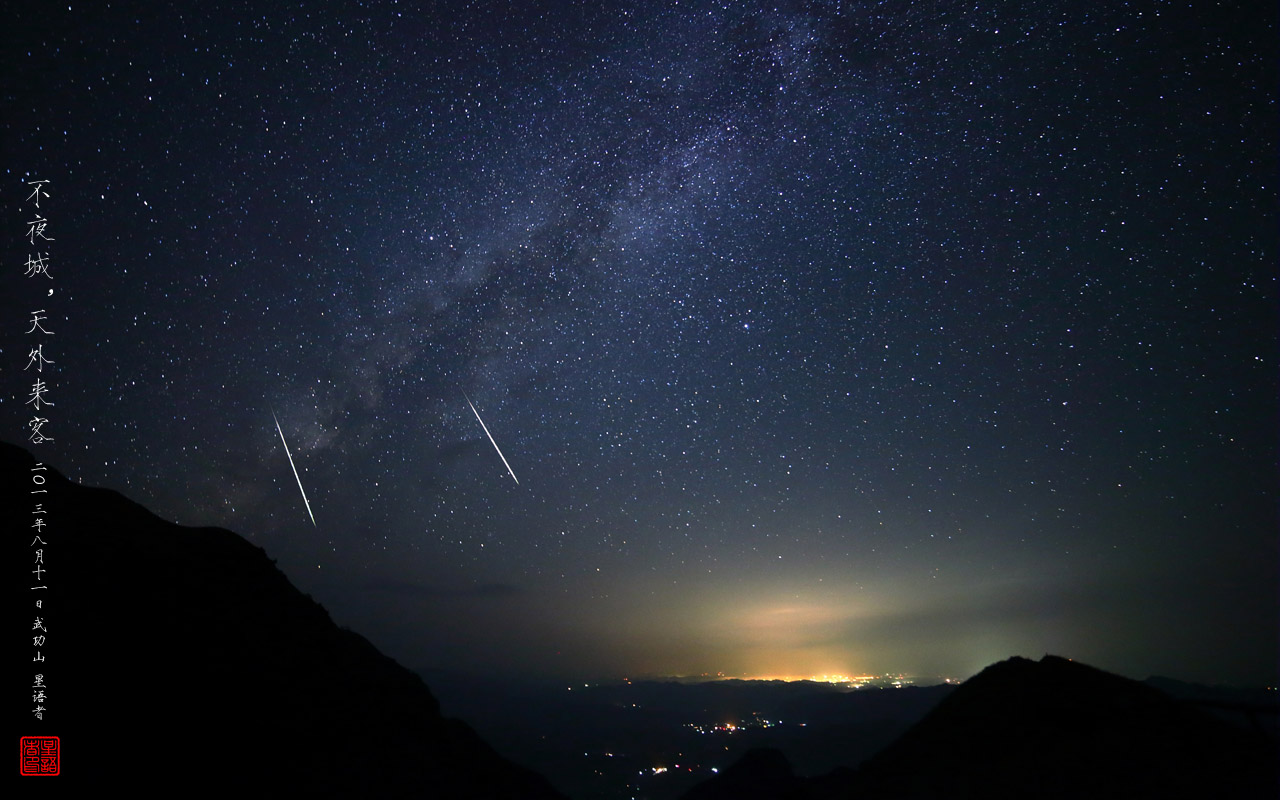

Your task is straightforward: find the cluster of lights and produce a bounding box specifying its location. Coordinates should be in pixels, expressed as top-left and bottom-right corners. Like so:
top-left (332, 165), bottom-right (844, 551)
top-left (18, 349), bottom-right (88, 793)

top-left (641, 764), bottom-right (718, 777)
top-left (685, 712), bottom-right (779, 735)
top-left (727, 672), bottom-right (920, 688)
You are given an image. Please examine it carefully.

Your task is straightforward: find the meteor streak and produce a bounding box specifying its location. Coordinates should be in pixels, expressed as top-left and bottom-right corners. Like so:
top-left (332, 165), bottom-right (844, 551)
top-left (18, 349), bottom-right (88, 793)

top-left (463, 392), bottom-right (519, 484)
top-left (271, 408), bottom-right (316, 526)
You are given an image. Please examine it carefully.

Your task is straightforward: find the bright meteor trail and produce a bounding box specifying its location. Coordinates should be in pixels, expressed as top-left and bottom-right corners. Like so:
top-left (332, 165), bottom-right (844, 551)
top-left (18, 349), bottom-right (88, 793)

top-left (463, 392), bottom-right (520, 485)
top-left (272, 408), bottom-right (316, 526)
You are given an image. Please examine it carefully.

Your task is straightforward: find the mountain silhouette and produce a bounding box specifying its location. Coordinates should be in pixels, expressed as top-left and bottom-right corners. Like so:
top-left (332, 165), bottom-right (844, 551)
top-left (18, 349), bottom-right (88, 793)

top-left (3, 441), bottom-right (566, 797)
top-left (683, 655), bottom-right (1277, 799)
top-left (853, 654), bottom-right (1277, 798)
top-left (682, 747), bottom-right (809, 800)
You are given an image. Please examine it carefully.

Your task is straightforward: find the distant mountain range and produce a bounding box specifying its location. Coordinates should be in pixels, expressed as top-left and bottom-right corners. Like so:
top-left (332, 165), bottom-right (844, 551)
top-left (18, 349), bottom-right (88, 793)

top-left (421, 669), bottom-right (957, 798)
top-left (2, 441), bottom-right (566, 796)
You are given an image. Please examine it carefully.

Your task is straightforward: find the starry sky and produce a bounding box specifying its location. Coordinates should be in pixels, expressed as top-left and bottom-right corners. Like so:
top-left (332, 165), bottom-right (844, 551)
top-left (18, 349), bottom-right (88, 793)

top-left (3, 1), bottom-right (1276, 686)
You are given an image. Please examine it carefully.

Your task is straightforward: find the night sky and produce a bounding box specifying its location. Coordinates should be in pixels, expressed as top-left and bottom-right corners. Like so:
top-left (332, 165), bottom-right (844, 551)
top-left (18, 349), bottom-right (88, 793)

top-left (3, 1), bottom-right (1275, 687)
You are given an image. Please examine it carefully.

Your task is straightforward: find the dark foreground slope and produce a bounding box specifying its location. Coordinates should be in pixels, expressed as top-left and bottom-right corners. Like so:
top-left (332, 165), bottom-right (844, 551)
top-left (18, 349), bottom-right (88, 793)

top-left (3, 442), bottom-right (565, 798)
top-left (853, 654), bottom-right (1277, 799)
top-left (685, 656), bottom-right (1277, 800)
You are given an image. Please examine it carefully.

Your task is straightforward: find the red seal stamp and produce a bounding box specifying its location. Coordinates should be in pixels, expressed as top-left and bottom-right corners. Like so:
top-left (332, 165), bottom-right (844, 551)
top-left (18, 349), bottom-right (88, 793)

top-left (19, 736), bottom-right (59, 776)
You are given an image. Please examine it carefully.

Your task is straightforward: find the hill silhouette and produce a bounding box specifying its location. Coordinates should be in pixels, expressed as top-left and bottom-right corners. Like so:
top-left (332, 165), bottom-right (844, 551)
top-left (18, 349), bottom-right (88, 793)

top-left (853, 654), bottom-right (1277, 798)
top-left (684, 655), bottom-right (1277, 799)
top-left (3, 441), bottom-right (566, 797)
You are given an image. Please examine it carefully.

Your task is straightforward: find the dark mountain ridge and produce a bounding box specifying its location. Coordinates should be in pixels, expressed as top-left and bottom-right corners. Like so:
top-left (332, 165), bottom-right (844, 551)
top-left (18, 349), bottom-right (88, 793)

top-left (852, 654), bottom-right (1277, 798)
top-left (3, 441), bottom-right (566, 797)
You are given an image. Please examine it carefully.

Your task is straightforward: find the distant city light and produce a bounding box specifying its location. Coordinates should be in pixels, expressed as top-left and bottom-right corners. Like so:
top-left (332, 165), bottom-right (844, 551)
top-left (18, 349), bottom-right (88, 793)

top-left (707, 672), bottom-right (919, 689)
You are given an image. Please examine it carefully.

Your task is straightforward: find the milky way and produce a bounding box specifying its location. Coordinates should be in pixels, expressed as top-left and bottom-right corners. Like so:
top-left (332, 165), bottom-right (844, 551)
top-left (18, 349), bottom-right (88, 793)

top-left (3, 1), bottom-right (1275, 684)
